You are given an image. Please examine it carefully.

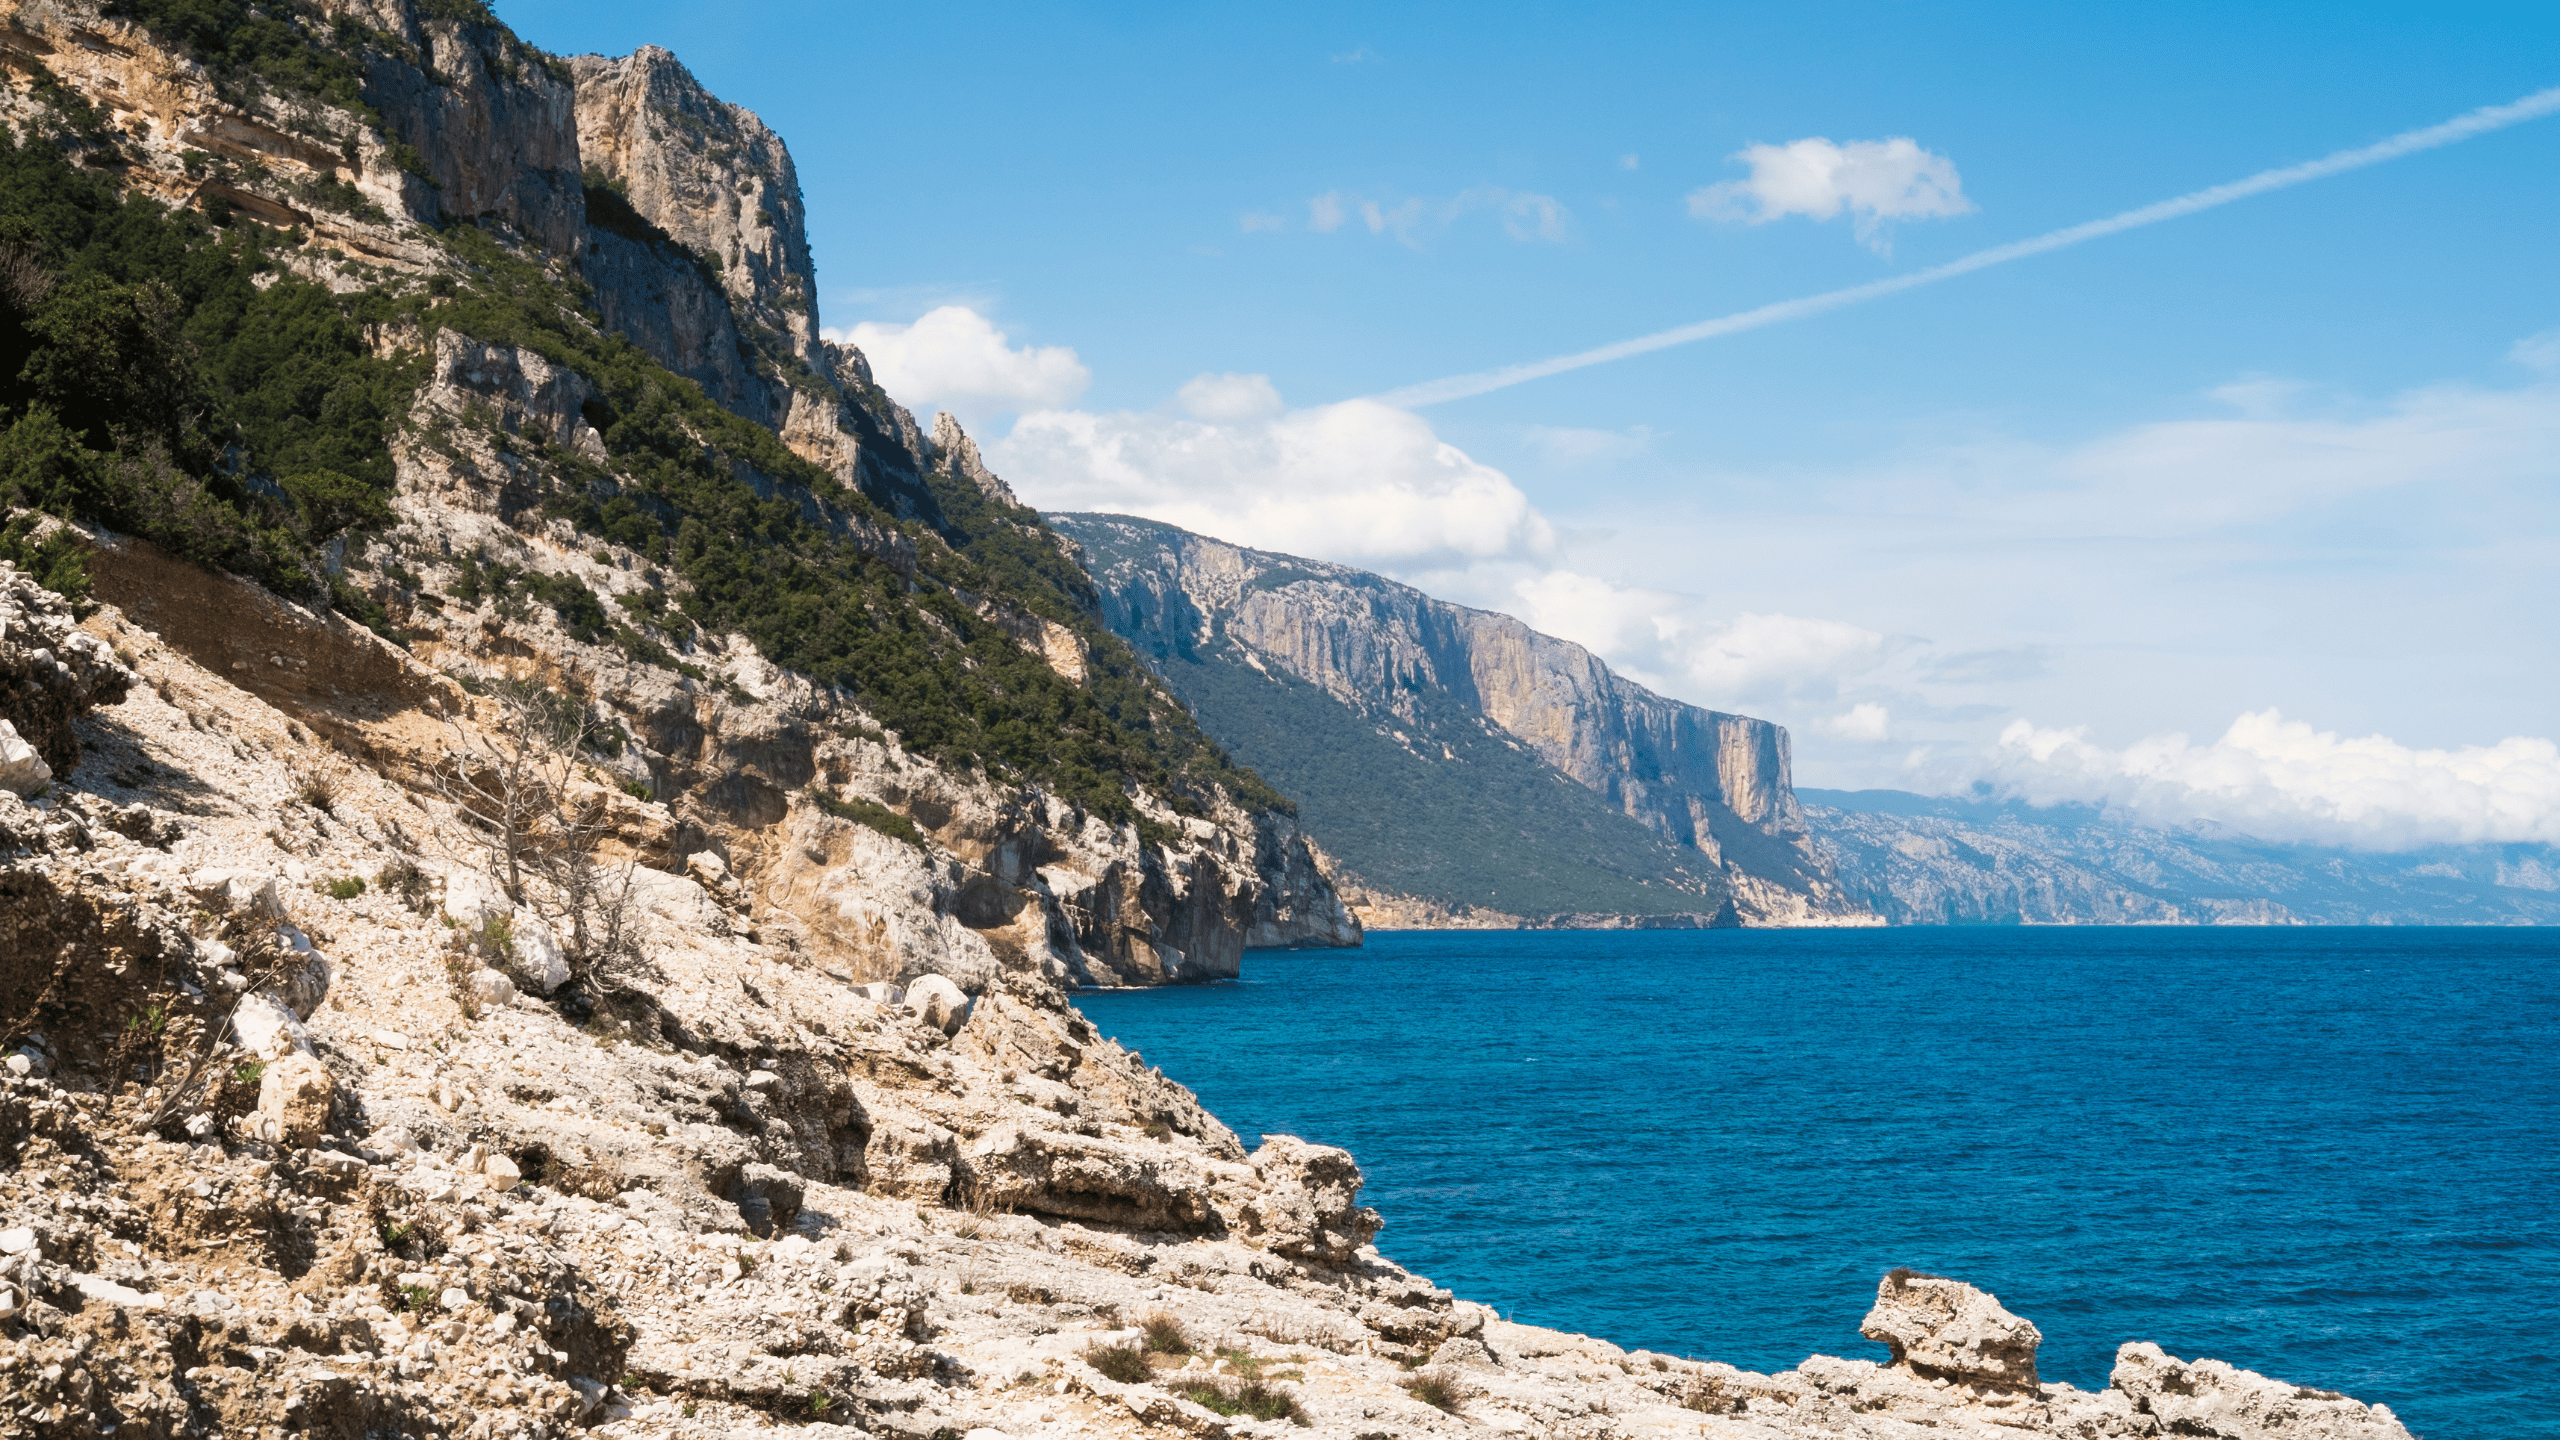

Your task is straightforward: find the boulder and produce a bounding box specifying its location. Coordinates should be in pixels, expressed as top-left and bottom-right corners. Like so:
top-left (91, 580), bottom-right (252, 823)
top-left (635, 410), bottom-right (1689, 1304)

top-left (904, 973), bottom-right (971, 1035)
top-left (469, 968), bottom-right (518, 1009)
top-left (257, 1052), bottom-right (335, 1148)
top-left (1859, 1269), bottom-right (2042, 1389)
top-left (229, 993), bottom-right (312, 1059)
top-left (0, 719), bottom-right (47, 796)
top-left (2110, 1342), bottom-right (2414, 1440)
top-left (1230, 1135), bottom-right (1382, 1264)
top-left (511, 913), bottom-right (571, 994)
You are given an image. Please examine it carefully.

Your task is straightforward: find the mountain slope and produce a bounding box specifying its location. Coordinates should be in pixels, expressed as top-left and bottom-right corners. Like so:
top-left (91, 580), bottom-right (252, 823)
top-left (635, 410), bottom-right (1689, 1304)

top-left (1805, 789), bottom-right (2560, 925)
top-left (0, 0), bottom-right (1355, 974)
top-left (1054, 513), bottom-right (1873, 926)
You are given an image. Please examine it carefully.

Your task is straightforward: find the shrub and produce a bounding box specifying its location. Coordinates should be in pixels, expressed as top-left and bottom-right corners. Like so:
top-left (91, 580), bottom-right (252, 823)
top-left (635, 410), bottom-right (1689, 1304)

top-left (323, 875), bottom-right (365, 900)
top-left (1140, 1312), bottom-right (1191, 1355)
top-left (1403, 1372), bottom-right (1462, 1413)
top-left (1084, 1342), bottom-right (1149, 1385)
top-left (813, 792), bottom-right (924, 849)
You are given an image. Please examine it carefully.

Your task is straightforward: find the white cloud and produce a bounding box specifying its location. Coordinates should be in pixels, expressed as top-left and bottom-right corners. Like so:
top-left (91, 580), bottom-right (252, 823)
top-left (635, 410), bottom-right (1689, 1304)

top-left (1508, 570), bottom-right (1891, 707)
top-left (2512, 328), bottom-right (2560, 372)
top-left (1619, 153), bottom-right (1640, 171)
top-left (1988, 711), bottom-right (2560, 848)
top-left (1302, 187), bottom-right (1575, 248)
top-left (1330, 44), bottom-right (1381, 64)
top-left (1687, 136), bottom-right (1972, 255)
top-left (829, 306), bottom-right (1090, 417)
top-left (1523, 424), bottom-right (1650, 466)
top-left (1176, 372), bottom-right (1284, 422)
top-left (994, 383), bottom-right (1558, 569)
top-left (1824, 703), bottom-right (1892, 742)
top-left (1239, 211), bottom-right (1288, 233)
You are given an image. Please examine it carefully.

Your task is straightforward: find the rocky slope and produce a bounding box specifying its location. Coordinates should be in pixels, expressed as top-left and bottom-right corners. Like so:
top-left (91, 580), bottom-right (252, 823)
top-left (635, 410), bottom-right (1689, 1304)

top-left (0, 550), bottom-right (2422, 1439)
top-left (1053, 514), bottom-right (1872, 928)
top-left (1806, 789), bottom-right (2560, 925)
top-left (0, 0), bottom-right (1356, 976)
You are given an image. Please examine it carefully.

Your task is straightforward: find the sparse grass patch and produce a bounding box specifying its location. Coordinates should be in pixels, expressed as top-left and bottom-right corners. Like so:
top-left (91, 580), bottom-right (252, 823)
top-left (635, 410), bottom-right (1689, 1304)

top-left (1403, 1372), bottom-right (1463, 1413)
top-left (1140, 1312), bottom-right (1191, 1355)
top-left (1172, 1376), bottom-right (1306, 1425)
top-left (323, 875), bottom-right (365, 900)
top-left (1084, 1341), bottom-right (1150, 1384)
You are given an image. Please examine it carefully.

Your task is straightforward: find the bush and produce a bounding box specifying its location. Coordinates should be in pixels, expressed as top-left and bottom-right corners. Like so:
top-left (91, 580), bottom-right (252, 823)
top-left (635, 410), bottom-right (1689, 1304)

top-left (323, 876), bottom-right (365, 900)
top-left (813, 792), bottom-right (924, 849)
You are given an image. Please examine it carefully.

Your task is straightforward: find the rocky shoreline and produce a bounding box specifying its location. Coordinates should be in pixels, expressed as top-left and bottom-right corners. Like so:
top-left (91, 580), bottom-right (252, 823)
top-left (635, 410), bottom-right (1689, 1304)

top-left (0, 554), bottom-right (2423, 1440)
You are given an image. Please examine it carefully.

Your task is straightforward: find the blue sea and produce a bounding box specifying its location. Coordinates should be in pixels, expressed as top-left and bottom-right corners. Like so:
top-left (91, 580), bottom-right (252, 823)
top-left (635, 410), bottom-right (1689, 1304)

top-left (1073, 928), bottom-right (2558, 1440)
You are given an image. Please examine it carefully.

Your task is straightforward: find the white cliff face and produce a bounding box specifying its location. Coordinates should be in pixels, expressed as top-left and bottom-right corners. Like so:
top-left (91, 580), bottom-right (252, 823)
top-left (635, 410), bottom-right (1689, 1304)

top-left (1057, 513), bottom-right (1875, 926)
top-left (568, 46), bottom-right (822, 372)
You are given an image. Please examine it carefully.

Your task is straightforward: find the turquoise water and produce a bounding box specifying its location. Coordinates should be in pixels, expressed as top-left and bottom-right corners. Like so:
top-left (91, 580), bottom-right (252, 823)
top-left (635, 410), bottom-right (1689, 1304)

top-left (1072, 928), bottom-right (2558, 1439)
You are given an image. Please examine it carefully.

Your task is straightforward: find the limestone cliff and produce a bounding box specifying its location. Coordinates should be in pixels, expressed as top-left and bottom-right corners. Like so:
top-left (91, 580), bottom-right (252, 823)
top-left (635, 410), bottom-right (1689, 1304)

top-left (0, 0), bottom-right (1355, 971)
top-left (1056, 513), bottom-right (1873, 927)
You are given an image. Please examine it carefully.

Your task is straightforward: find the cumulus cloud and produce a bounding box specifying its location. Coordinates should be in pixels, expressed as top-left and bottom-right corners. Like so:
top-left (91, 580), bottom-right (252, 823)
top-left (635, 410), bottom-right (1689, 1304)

top-left (829, 306), bottom-right (1089, 417)
top-left (1508, 570), bottom-right (1892, 707)
top-left (1302, 187), bottom-right (1574, 248)
top-left (1987, 711), bottom-right (2560, 847)
top-left (1688, 136), bottom-right (1972, 255)
top-left (1824, 703), bottom-right (1892, 742)
top-left (993, 380), bottom-right (1558, 569)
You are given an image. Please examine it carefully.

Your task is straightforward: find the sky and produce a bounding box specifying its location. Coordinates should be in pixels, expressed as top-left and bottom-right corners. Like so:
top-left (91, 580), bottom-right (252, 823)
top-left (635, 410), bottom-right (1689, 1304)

top-left (501, 0), bottom-right (2560, 848)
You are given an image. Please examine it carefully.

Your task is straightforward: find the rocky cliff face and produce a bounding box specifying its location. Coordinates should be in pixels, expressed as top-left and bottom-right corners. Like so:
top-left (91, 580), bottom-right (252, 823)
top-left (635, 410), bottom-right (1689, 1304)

top-left (1805, 789), bottom-right (2560, 925)
top-left (1056, 514), bottom-right (1872, 927)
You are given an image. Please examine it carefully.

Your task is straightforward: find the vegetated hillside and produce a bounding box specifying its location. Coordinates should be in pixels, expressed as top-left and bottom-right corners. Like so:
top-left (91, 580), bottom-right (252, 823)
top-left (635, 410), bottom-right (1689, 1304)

top-left (0, 0), bottom-right (1356, 983)
top-left (1056, 513), bottom-right (1875, 927)
top-left (1803, 788), bottom-right (2560, 925)
top-left (0, 0), bottom-right (1278, 831)
top-left (1147, 645), bottom-right (1733, 921)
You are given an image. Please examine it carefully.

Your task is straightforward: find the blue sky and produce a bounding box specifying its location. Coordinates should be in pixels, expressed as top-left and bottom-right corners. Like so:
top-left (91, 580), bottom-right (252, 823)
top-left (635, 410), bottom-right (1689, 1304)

top-left (505, 0), bottom-right (2560, 845)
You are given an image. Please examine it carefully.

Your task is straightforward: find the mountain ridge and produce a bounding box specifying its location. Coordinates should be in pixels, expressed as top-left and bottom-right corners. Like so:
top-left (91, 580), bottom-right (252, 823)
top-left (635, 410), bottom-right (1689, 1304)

top-left (1053, 512), bottom-right (1875, 927)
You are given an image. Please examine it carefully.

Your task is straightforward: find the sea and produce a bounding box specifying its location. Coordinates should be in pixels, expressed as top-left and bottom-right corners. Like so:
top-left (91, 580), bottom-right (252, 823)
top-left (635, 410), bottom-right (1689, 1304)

top-left (1072, 928), bottom-right (2558, 1440)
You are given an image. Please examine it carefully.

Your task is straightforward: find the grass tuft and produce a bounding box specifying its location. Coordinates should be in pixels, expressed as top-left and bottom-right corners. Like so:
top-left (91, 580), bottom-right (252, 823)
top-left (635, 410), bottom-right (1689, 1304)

top-left (1084, 1341), bottom-right (1150, 1384)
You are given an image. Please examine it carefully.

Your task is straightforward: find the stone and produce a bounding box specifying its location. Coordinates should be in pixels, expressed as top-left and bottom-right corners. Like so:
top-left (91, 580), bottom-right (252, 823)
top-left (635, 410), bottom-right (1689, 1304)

top-left (256, 1052), bottom-right (336, 1149)
top-left (0, 1225), bottom-right (36, 1255)
top-left (2110, 1342), bottom-right (2415, 1440)
top-left (1231, 1135), bottom-right (1382, 1264)
top-left (904, 973), bottom-right (972, 1035)
top-left (1859, 1270), bottom-right (2041, 1389)
top-left (481, 1151), bottom-right (522, 1186)
top-left (0, 718), bottom-right (49, 796)
top-left (511, 913), bottom-right (571, 994)
top-left (469, 967), bottom-right (518, 1009)
top-left (229, 993), bottom-right (313, 1059)
top-left (366, 1127), bottom-right (422, 1155)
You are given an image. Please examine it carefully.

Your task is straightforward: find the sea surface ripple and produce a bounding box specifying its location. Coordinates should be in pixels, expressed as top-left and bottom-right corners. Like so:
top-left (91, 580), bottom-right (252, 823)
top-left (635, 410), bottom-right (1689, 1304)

top-left (1073, 927), bottom-right (2557, 1439)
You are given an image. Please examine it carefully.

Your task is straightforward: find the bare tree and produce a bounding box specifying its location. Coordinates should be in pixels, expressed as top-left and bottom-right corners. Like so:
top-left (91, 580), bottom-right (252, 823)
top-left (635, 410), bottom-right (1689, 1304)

top-left (433, 679), bottom-right (640, 987)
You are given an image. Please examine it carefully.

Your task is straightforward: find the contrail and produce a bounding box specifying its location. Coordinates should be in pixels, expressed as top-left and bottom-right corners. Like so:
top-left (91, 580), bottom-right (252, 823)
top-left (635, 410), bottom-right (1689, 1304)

top-left (1372, 85), bottom-right (2560, 410)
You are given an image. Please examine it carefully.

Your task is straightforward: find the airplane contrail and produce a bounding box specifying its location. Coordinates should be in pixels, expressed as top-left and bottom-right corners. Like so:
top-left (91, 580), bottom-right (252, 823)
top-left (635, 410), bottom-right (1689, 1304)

top-left (1371, 85), bottom-right (2560, 410)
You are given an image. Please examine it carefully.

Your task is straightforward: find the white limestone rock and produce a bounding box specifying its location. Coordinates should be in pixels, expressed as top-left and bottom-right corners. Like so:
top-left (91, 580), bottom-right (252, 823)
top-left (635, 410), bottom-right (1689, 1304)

top-left (1860, 1268), bottom-right (2043, 1389)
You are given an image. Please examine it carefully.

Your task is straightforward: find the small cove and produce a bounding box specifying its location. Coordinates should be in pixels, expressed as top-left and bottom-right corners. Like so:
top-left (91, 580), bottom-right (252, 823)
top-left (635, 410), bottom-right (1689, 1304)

top-left (1074, 927), bottom-right (2558, 1439)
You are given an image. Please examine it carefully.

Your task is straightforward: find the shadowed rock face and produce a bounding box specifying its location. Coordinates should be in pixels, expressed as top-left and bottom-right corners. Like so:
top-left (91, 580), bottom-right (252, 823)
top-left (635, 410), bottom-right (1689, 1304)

top-left (1055, 513), bottom-right (1873, 926)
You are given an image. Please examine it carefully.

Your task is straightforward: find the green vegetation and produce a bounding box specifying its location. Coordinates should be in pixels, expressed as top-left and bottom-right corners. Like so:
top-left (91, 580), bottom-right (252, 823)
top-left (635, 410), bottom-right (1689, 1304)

top-left (323, 875), bottom-right (366, 900)
top-left (812, 792), bottom-right (925, 849)
top-left (1172, 1376), bottom-right (1306, 1424)
top-left (0, 10), bottom-right (1288, 827)
top-left (1140, 1313), bottom-right (1191, 1355)
top-left (0, 128), bottom-right (419, 597)
top-left (1141, 648), bottom-right (1724, 917)
top-left (1083, 1342), bottom-right (1151, 1384)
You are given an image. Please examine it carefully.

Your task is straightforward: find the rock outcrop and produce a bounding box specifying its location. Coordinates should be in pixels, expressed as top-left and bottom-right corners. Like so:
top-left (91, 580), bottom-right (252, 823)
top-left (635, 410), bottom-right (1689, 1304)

top-left (1057, 512), bottom-right (1874, 927)
top-left (1859, 1269), bottom-right (2043, 1389)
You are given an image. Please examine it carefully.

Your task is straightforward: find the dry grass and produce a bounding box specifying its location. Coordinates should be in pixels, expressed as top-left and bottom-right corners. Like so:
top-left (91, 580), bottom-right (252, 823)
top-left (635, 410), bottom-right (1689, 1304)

top-left (1084, 1341), bottom-right (1150, 1384)
top-left (1403, 1372), bottom-right (1463, 1414)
